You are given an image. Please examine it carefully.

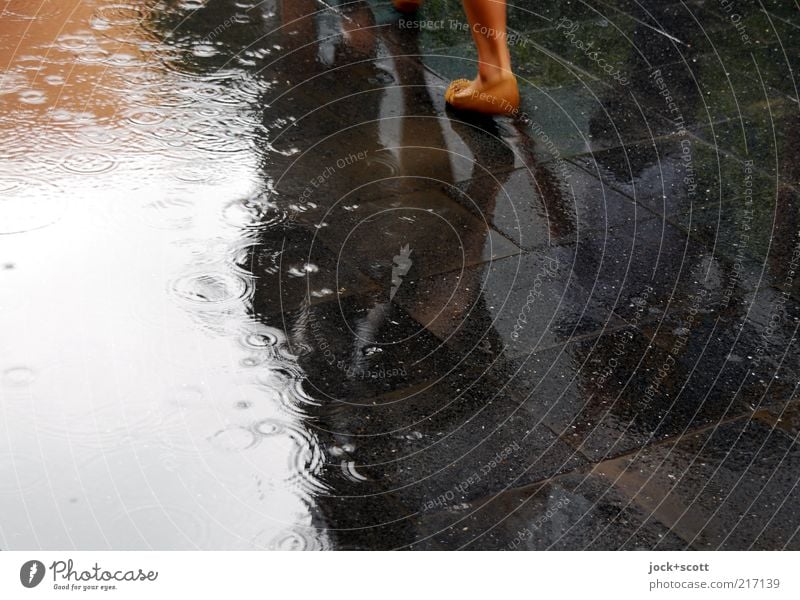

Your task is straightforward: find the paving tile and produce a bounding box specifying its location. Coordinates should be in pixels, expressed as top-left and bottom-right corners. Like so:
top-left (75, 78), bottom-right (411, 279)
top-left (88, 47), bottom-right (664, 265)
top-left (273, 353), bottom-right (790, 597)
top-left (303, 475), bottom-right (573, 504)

top-left (442, 159), bottom-right (651, 250)
top-left (394, 245), bottom-right (626, 364)
top-left (491, 324), bottom-right (755, 462)
top-left (637, 290), bottom-right (800, 414)
top-left (570, 216), bottom-right (755, 320)
top-left (521, 12), bottom-right (683, 80)
top-left (409, 469), bottom-right (686, 549)
top-left (644, 61), bottom-right (791, 137)
top-left (244, 223), bottom-right (379, 316)
top-left (687, 98), bottom-right (798, 179)
top-left (508, 0), bottom-right (604, 29)
top-left (758, 397), bottom-right (800, 440)
top-left (676, 187), bottom-right (796, 276)
top-left (599, 0), bottom-right (707, 21)
top-left (569, 135), bottom-right (776, 219)
top-left (515, 83), bottom-right (677, 162)
top-left (270, 96), bottom-right (528, 203)
top-left (256, 290), bottom-right (467, 403)
top-left (309, 486), bottom-right (421, 550)
top-left (593, 418), bottom-right (800, 549)
top-left (315, 375), bottom-right (584, 506)
top-left (756, 209), bottom-right (800, 302)
top-left (292, 187), bottom-right (521, 286)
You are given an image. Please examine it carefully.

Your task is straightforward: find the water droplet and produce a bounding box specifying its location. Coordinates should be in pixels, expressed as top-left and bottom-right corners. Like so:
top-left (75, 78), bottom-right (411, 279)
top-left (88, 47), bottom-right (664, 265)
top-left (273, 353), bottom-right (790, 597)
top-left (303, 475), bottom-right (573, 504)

top-left (257, 527), bottom-right (326, 550)
top-left (222, 197), bottom-right (287, 230)
top-left (242, 331), bottom-right (279, 348)
top-left (92, 4), bottom-right (144, 29)
top-left (56, 33), bottom-right (96, 51)
top-left (127, 109), bottom-right (166, 126)
top-left (60, 151), bottom-right (117, 174)
top-left (208, 426), bottom-right (258, 451)
top-left (0, 72), bottom-right (26, 95)
top-left (254, 419), bottom-right (285, 436)
top-left (341, 460), bottom-right (368, 482)
top-left (240, 355), bottom-right (265, 367)
top-left (18, 89), bottom-right (46, 105)
top-left (287, 263), bottom-right (319, 278)
top-left (192, 44), bottom-right (219, 58)
top-left (170, 271), bottom-right (250, 306)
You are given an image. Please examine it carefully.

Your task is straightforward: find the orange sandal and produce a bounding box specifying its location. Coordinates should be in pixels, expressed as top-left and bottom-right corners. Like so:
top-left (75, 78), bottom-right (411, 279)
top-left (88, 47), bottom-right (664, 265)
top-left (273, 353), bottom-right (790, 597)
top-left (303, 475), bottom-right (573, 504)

top-left (445, 76), bottom-right (521, 116)
top-left (444, 79), bottom-right (471, 98)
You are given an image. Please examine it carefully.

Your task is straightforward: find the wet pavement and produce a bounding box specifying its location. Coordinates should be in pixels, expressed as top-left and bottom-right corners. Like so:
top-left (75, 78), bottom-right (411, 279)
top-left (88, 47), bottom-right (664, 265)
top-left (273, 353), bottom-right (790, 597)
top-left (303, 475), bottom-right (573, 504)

top-left (1, 0), bottom-right (799, 550)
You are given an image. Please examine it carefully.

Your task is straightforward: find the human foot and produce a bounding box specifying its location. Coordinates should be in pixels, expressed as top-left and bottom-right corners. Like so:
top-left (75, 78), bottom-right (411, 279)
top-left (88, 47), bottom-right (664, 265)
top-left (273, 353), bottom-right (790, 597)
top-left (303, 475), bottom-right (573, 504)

top-left (393, 0), bottom-right (422, 13)
top-left (445, 75), bottom-right (520, 115)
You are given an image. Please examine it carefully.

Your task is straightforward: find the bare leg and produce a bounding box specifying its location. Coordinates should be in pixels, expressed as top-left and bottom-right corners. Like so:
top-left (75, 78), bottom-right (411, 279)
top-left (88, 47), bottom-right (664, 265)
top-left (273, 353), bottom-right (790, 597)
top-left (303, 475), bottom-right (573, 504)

top-left (463, 0), bottom-right (512, 86)
top-left (446, 0), bottom-right (519, 114)
top-left (392, 0), bottom-right (518, 114)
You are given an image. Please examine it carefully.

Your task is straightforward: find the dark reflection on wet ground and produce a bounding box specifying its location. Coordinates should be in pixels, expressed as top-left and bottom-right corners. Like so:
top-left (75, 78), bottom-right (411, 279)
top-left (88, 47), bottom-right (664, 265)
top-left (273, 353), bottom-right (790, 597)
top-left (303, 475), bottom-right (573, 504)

top-left (1, 0), bottom-right (799, 550)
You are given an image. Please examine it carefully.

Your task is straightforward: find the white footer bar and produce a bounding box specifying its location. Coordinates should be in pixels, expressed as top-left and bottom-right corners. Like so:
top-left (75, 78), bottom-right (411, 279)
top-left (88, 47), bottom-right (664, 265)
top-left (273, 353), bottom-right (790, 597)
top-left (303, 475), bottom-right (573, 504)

top-left (0, 551), bottom-right (796, 599)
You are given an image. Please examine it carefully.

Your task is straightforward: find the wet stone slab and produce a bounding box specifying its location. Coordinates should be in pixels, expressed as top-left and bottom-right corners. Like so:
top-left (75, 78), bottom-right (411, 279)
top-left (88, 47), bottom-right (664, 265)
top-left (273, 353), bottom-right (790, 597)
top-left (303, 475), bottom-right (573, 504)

top-left (592, 418), bottom-right (800, 550)
top-left (258, 290), bottom-right (470, 403)
top-left (393, 245), bottom-right (626, 362)
top-left (311, 373), bottom-right (586, 516)
top-left (242, 223), bottom-right (379, 316)
top-left (271, 108), bottom-right (527, 203)
top-left (409, 469), bottom-right (687, 550)
top-left (517, 83), bottom-right (678, 162)
top-left (676, 190), bottom-right (783, 273)
top-left (569, 136), bottom-right (777, 220)
top-left (521, 11), bottom-right (689, 78)
top-left (758, 398), bottom-right (800, 439)
top-left (637, 287), bottom-right (800, 412)
top-left (687, 102), bottom-right (799, 183)
top-left (441, 158), bottom-right (653, 250)
top-left (3, 0), bottom-right (799, 553)
top-left (513, 46), bottom-right (605, 91)
top-left (295, 187), bottom-right (522, 283)
top-left (568, 216), bottom-right (760, 322)
top-left (489, 324), bottom-right (756, 462)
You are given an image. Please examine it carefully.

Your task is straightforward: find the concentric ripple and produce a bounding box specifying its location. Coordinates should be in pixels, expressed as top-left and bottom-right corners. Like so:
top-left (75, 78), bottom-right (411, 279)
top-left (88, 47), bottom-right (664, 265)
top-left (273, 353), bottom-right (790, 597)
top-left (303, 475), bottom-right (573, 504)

top-left (259, 526), bottom-right (329, 551)
top-left (169, 270), bottom-right (252, 308)
top-left (60, 151), bottom-right (118, 175)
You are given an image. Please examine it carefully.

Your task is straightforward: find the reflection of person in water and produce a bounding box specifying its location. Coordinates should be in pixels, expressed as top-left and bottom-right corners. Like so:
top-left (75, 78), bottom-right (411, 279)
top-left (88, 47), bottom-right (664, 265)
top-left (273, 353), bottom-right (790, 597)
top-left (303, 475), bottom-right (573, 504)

top-left (149, 0), bottom-right (568, 549)
top-left (261, 0), bottom-right (518, 549)
top-left (394, 0), bottom-right (519, 115)
top-left (244, 0), bottom-right (589, 548)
